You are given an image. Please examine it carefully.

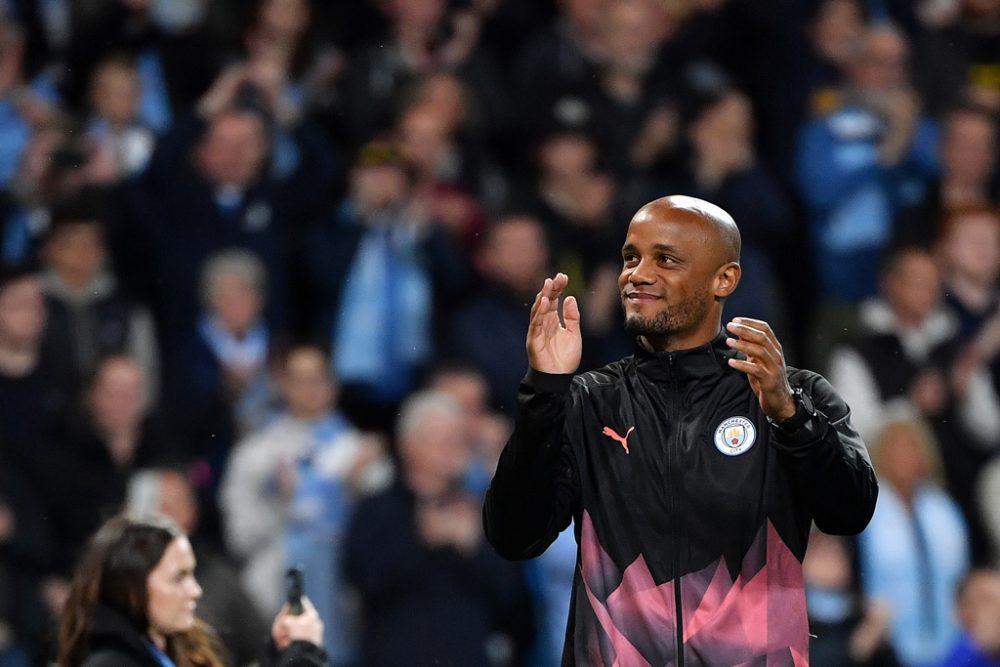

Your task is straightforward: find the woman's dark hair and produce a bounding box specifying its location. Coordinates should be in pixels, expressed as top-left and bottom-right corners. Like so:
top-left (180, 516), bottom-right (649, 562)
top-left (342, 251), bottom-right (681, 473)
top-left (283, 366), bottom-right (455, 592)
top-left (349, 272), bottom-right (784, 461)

top-left (57, 515), bottom-right (224, 667)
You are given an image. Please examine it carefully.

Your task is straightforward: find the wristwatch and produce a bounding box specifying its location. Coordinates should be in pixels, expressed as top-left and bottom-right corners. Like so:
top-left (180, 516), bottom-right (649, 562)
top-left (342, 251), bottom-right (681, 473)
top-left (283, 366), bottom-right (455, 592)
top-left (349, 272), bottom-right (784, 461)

top-left (769, 387), bottom-right (816, 436)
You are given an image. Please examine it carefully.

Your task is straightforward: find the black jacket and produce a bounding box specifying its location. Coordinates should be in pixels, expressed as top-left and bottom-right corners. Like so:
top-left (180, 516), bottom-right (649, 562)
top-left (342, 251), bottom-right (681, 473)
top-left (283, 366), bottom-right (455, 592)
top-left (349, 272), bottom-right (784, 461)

top-left (78, 604), bottom-right (328, 667)
top-left (484, 333), bottom-right (878, 667)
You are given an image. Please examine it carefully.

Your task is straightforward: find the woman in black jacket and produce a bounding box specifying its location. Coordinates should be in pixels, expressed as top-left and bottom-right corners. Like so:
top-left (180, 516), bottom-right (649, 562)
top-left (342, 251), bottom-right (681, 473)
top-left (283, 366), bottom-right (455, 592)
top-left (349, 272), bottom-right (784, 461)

top-left (57, 514), bottom-right (327, 667)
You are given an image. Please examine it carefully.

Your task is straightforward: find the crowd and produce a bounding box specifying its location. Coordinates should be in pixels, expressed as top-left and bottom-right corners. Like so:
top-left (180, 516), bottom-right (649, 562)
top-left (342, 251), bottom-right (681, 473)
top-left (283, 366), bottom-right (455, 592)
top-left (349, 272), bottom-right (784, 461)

top-left (0, 0), bottom-right (999, 665)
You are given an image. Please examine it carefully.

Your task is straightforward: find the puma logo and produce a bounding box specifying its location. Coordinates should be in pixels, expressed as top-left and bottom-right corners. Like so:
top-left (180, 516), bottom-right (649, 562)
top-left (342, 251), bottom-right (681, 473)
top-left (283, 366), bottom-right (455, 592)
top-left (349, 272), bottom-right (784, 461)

top-left (602, 426), bottom-right (635, 454)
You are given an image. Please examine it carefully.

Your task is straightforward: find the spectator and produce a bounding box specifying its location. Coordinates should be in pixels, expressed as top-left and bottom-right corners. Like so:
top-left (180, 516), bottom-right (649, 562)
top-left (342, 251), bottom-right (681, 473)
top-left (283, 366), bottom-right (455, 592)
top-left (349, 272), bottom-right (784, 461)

top-left (2, 124), bottom-right (114, 264)
top-left (896, 107), bottom-right (997, 249)
top-left (528, 127), bottom-right (630, 368)
top-left (303, 139), bottom-right (469, 430)
top-left (799, 0), bottom-right (868, 125)
top-left (425, 363), bottom-right (510, 496)
top-left (513, 0), bottom-right (608, 141)
top-left (344, 390), bottom-right (529, 667)
top-left (126, 468), bottom-right (270, 667)
top-left (0, 23), bottom-right (38, 193)
top-left (43, 355), bottom-right (174, 579)
top-left (675, 89), bottom-right (795, 340)
top-left (859, 418), bottom-right (970, 667)
top-left (339, 0), bottom-right (510, 151)
top-left (167, 248), bottom-right (282, 541)
top-left (935, 206), bottom-right (1000, 342)
top-left (451, 213), bottom-right (550, 414)
top-left (804, 529), bottom-right (900, 666)
top-left (221, 344), bottom-right (391, 665)
top-left (169, 248), bottom-right (277, 444)
top-left (827, 247), bottom-right (964, 442)
top-left (528, 526), bottom-right (577, 667)
top-left (130, 63), bottom-right (334, 356)
top-left (584, 0), bottom-right (680, 179)
top-left (937, 568), bottom-right (1000, 666)
top-left (84, 55), bottom-right (156, 180)
top-left (39, 190), bottom-right (159, 405)
top-left (397, 102), bottom-right (489, 244)
top-left (56, 514), bottom-right (329, 667)
top-left (0, 263), bottom-right (66, 478)
top-left (795, 23), bottom-right (939, 337)
top-left (908, 0), bottom-right (1000, 116)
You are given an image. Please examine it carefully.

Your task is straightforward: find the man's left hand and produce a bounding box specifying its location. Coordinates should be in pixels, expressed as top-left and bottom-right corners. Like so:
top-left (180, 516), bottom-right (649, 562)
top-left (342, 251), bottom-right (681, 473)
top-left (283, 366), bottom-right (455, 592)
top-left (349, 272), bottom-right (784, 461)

top-left (725, 318), bottom-right (796, 421)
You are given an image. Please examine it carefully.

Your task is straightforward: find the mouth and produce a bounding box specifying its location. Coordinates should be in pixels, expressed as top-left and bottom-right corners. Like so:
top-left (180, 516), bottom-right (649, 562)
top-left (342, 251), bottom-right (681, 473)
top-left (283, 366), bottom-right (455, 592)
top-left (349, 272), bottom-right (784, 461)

top-left (624, 291), bottom-right (660, 304)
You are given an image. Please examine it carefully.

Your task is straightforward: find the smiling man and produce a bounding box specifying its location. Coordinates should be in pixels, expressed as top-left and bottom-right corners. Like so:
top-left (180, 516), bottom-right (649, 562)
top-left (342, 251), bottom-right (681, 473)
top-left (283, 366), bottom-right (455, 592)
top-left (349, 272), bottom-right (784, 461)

top-left (483, 195), bottom-right (878, 666)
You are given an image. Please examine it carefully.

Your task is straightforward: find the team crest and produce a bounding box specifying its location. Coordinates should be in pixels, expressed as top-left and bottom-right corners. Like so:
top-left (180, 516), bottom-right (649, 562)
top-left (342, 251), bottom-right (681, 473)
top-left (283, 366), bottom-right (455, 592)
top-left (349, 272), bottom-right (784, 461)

top-left (714, 416), bottom-right (756, 456)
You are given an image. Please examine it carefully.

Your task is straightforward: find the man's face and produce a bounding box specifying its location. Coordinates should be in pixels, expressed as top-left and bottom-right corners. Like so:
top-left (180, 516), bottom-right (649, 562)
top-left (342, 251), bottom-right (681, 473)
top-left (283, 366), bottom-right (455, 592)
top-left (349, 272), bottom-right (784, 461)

top-left (618, 207), bottom-right (724, 345)
top-left (483, 217), bottom-right (549, 294)
top-left (403, 409), bottom-right (470, 484)
top-left (942, 112), bottom-right (996, 186)
top-left (197, 113), bottom-right (267, 189)
top-left (814, 0), bottom-right (864, 67)
top-left (882, 250), bottom-right (941, 325)
top-left (45, 223), bottom-right (106, 288)
top-left (351, 164), bottom-right (409, 213)
top-left (208, 271), bottom-right (263, 335)
top-left (941, 213), bottom-right (1000, 286)
top-left (91, 63), bottom-right (140, 127)
top-left (852, 30), bottom-right (909, 93)
top-left (280, 348), bottom-right (335, 419)
top-left (90, 359), bottom-right (146, 434)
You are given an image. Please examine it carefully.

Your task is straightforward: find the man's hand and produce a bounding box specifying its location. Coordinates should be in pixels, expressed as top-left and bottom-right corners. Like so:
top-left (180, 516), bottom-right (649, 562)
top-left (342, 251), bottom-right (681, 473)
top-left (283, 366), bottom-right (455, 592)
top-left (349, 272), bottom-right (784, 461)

top-left (725, 318), bottom-right (795, 421)
top-left (527, 273), bottom-right (582, 374)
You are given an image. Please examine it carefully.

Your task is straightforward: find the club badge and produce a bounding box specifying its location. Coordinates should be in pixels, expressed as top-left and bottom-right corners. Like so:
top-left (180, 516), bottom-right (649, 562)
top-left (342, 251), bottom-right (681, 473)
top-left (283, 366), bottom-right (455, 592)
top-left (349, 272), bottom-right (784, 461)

top-left (714, 416), bottom-right (756, 456)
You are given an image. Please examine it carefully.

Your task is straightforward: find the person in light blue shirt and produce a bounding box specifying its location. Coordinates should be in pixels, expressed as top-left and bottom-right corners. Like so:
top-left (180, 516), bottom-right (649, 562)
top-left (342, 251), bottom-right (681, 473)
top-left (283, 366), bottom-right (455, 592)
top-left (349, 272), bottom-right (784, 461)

top-left (795, 23), bottom-right (938, 305)
top-left (859, 418), bottom-right (970, 667)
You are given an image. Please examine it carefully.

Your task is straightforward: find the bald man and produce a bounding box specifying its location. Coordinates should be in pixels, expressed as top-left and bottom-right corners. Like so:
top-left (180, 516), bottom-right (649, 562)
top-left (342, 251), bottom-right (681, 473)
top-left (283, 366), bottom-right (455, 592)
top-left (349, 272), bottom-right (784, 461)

top-left (484, 196), bottom-right (877, 666)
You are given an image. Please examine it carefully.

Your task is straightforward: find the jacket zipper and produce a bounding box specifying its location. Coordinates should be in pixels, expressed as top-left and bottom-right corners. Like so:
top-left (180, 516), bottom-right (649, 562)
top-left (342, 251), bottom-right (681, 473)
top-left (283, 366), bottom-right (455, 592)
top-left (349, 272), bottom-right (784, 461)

top-left (667, 354), bottom-right (685, 667)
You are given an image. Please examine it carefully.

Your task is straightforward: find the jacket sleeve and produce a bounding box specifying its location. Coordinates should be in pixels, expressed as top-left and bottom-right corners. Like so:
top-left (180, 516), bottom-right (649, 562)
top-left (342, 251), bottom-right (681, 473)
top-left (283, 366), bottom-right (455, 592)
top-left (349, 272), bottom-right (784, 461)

top-left (268, 640), bottom-right (329, 667)
top-left (771, 369), bottom-right (878, 535)
top-left (483, 369), bottom-right (579, 560)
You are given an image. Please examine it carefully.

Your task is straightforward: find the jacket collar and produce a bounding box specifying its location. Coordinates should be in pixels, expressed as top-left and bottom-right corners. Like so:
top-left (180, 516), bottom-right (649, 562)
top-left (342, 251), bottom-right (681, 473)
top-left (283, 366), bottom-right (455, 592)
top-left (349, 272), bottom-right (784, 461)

top-left (86, 603), bottom-right (161, 665)
top-left (631, 330), bottom-right (737, 383)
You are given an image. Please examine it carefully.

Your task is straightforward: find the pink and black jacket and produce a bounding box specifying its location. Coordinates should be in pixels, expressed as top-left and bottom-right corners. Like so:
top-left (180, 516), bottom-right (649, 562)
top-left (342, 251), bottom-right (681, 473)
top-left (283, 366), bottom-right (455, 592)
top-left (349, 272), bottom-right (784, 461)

top-left (484, 333), bottom-right (878, 667)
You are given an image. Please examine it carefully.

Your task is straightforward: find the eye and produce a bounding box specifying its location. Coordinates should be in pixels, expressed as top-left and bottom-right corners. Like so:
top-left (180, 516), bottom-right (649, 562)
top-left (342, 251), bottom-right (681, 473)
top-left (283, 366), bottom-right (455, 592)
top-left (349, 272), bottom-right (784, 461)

top-left (622, 252), bottom-right (639, 264)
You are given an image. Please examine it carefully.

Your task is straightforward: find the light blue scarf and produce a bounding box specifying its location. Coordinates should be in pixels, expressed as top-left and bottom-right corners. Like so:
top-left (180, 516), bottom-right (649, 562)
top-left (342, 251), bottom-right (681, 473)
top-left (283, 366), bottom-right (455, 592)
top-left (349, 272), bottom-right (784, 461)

top-left (333, 207), bottom-right (431, 401)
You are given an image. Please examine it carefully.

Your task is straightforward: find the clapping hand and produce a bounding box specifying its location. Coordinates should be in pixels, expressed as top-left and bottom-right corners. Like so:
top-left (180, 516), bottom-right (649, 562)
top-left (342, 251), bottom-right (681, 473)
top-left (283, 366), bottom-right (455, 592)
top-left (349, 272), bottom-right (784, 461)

top-left (725, 318), bottom-right (796, 421)
top-left (527, 273), bottom-right (582, 375)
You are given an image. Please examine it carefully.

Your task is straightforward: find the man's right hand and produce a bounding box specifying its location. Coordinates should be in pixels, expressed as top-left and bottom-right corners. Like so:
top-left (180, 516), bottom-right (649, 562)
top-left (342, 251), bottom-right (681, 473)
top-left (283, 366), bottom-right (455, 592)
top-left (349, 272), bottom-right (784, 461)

top-left (527, 273), bottom-right (582, 374)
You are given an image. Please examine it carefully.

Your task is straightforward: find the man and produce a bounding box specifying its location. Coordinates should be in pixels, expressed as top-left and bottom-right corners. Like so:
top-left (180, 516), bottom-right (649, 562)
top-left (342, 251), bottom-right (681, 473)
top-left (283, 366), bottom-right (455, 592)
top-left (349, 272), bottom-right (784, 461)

top-left (345, 390), bottom-right (529, 667)
top-left (484, 195), bottom-right (878, 665)
top-left (795, 23), bottom-right (938, 367)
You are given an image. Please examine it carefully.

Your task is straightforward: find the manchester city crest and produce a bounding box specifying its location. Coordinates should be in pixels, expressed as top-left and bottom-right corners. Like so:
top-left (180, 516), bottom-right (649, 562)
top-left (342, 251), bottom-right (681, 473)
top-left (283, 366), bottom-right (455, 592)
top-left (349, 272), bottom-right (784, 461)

top-left (714, 416), bottom-right (757, 456)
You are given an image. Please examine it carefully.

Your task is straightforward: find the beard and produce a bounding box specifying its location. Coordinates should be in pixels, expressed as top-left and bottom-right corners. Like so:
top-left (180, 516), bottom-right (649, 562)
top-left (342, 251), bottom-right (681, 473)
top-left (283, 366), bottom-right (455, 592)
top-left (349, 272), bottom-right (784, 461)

top-left (623, 290), bottom-right (712, 338)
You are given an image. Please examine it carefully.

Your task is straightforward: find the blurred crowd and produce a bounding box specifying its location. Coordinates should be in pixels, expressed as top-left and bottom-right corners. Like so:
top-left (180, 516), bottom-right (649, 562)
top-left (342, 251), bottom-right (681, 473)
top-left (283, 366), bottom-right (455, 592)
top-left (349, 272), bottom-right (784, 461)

top-left (0, 0), bottom-right (1000, 665)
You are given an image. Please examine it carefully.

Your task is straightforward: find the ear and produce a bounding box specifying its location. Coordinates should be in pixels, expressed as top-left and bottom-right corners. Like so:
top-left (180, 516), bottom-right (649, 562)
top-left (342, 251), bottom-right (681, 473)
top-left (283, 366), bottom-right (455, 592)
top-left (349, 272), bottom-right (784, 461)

top-left (714, 262), bottom-right (741, 298)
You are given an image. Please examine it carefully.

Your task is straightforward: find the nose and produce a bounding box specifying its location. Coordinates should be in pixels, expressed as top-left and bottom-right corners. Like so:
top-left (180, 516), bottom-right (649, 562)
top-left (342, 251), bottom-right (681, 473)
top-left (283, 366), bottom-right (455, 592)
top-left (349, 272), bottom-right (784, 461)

top-left (627, 257), bottom-right (654, 286)
top-left (190, 578), bottom-right (203, 601)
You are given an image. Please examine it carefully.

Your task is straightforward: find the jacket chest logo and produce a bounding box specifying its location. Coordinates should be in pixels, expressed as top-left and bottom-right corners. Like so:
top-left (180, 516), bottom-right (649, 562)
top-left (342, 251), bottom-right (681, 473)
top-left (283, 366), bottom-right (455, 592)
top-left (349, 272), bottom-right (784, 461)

top-left (714, 416), bottom-right (756, 456)
top-left (601, 426), bottom-right (635, 454)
